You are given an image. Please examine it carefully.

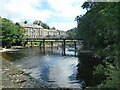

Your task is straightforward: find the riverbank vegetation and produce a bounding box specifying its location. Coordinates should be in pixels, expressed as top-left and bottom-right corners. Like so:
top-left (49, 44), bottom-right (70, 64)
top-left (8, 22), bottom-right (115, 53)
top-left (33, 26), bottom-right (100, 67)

top-left (0, 18), bottom-right (25, 48)
top-left (74, 2), bottom-right (119, 89)
top-left (66, 27), bottom-right (77, 38)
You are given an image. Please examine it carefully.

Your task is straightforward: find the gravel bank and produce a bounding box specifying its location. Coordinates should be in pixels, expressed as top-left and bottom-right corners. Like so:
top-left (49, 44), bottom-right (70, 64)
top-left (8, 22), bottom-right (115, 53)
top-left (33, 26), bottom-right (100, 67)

top-left (0, 48), bottom-right (19, 52)
top-left (2, 59), bottom-right (50, 89)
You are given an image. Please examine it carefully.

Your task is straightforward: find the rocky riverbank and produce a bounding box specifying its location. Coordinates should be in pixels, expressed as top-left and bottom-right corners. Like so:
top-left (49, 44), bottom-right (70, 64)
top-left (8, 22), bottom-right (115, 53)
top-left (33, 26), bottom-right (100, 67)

top-left (2, 59), bottom-right (50, 89)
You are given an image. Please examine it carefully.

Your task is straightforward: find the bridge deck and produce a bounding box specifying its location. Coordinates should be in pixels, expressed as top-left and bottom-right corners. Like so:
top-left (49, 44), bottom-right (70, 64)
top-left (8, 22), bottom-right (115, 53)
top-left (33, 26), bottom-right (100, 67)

top-left (24, 37), bottom-right (83, 56)
top-left (26, 37), bottom-right (83, 41)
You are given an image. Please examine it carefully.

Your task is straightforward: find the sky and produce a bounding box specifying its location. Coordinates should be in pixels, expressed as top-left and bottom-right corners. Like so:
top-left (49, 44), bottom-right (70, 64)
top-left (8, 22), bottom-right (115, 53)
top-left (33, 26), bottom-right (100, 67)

top-left (0, 0), bottom-right (87, 31)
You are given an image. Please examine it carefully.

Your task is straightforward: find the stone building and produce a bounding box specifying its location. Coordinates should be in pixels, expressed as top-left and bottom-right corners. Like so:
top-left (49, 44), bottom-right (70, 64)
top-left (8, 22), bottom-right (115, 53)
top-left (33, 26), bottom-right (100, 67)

top-left (16, 22), bottom-right (67, 38)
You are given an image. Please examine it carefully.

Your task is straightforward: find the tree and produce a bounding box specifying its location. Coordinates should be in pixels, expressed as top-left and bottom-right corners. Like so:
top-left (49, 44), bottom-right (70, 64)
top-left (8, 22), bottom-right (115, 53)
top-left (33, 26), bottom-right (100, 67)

top-left (24, 21), bottom-right (27, 24)
top-left (51, 27), bottom-right (56, 30)
top-left (1, 18), bottom-right (25, 48)
top-left (66, 27), bottom-right (77, 38)
top-left (33, 20), bottom-right (42, 25)
top-left (41, 23), bottom-right (50, 29)
top-left (76, 2), bottom-right (120, 88)
top-left (33, 20), bottom-right (50, 29)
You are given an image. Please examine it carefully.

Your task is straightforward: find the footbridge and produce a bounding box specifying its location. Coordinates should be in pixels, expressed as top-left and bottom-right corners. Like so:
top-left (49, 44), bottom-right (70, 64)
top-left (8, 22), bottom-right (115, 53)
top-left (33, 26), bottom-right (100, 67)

top-left (24, 37), bottom-right (83, 55)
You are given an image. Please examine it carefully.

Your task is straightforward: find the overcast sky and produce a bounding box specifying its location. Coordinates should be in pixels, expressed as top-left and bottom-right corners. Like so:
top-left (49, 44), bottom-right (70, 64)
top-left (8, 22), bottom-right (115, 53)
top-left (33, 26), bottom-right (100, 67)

top-left (0, 0), bottom-right (87, 31)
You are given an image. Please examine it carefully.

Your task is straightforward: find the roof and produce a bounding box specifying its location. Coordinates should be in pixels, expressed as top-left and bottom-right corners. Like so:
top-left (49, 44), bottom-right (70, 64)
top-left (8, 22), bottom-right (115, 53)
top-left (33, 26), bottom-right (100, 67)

top-left (16, 22), bottom-right (43, 29)
top-left (16, 22), bottom-right (66, 33)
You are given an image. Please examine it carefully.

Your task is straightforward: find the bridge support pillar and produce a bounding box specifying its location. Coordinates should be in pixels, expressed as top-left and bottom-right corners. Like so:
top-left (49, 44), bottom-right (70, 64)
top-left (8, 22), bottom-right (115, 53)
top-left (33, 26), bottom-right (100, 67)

top-left (43, 39), bottom-right (45, 53)
top-left (39, 42), bottom-right (42, 48)
top-left (51, 41), bottom-right (53, 48)
top-left (74, 41), bottom-right (77, 56)
top-left (63, 39), bottom-right (66, 55)
top-left (30, 41), bottom-right (33, 47)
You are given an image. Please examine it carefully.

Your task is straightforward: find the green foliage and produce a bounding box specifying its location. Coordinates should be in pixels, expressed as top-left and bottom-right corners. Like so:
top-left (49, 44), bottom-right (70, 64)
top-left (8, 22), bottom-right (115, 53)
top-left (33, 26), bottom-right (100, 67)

top-left (66, 27), bottom-right (77, 38)
top-left (41, 23), bottom-right (50, 29)
top-left (93, 64), bottom-right (105, 75)
top-left (1, 18), bottom-right (25, 48)
top-left (76, 2), bottom-right (120, 88)
top-left (94, 63), bottom-right (119, 88)
top-left (51, 27), bottom-right (56, 30)
top-left (33, 20), bottom-right (50, 29)
top-left (76, 2), bottom-right (119, 49)
top-left (33, 20), bottom-right (41, 25)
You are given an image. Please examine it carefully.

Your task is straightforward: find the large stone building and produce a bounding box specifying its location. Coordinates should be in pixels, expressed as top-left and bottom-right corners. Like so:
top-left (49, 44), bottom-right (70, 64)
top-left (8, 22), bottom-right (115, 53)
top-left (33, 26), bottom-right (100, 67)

top-left (16, 22), bottom-right (67, 38)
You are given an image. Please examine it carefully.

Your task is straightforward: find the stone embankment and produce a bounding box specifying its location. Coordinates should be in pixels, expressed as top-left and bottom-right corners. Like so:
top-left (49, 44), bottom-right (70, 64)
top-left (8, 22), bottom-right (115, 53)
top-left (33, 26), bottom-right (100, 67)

top-left (2, 59), bottom-right (49, 89)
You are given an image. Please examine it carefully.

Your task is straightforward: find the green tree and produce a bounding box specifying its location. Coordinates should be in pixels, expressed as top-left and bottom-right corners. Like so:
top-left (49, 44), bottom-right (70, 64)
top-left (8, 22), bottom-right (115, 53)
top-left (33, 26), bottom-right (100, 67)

top-left (41, 23), bottom-right (50, 29)
top-left (33, 20), bottom-right (50, 29)
top-left (76, 2), bottom-right (120, 88)
top-left (1, 18), bottom-right (25, 48)
top-left (66, 27), bottom-right (77, 38)
top-left (33, 20), bottom-right (42, 25)
top-left (51, 27), bottom-right (56, 30)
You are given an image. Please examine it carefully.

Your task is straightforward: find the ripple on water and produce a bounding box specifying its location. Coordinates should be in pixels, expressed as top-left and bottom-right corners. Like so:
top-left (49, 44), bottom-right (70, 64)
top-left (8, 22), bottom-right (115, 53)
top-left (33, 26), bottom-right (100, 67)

top-left (2, 47), bottom-right (82, 88)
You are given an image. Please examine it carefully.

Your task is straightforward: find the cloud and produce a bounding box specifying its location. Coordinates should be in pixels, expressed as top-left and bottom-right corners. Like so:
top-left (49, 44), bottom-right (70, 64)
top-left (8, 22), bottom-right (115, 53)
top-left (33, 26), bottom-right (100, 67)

top-left (0, 0), bottom-right (52, 22)
top-left (47, 0), bottom-right (86, 18)
top-left (0, 0), bottom-right (86, 31)
top-left (47, 0), bottom-right (87, 31)
top-left (50, 22), bottom-right (77, 31)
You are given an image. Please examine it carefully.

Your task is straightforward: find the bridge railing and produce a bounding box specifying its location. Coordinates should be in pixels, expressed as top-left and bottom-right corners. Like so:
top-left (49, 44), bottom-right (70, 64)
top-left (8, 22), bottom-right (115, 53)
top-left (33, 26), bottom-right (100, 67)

top-left (26, 37), bottom-right (83, 41)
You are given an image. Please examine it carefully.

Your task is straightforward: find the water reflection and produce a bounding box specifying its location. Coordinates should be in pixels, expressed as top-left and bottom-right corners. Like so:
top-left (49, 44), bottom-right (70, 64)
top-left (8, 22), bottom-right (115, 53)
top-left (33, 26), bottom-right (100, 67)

top-left (76, 53), bottom-right (104, 87)
top-left (2, 47), bottom-right (82, 88)
top-left (47, 57), bottom-right (81, 88)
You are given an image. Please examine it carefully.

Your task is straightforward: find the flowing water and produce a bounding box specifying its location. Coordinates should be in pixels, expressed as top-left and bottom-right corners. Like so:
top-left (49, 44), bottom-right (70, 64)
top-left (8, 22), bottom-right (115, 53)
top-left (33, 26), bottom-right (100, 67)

top-left (2, 47), bottom-right (84, 88)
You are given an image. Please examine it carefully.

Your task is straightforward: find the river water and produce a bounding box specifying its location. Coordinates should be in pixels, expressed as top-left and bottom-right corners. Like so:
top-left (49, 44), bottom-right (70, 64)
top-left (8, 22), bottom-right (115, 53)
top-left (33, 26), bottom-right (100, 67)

top-left (2, 47), bottom-right (84, 88)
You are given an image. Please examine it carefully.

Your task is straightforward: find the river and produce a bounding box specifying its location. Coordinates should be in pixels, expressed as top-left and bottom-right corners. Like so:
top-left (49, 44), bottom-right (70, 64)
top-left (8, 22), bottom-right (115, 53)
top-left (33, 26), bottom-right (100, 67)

top-left (2, 47), bottom-right (83, 88)
top-left (2, 46), bottom-right (103, 88)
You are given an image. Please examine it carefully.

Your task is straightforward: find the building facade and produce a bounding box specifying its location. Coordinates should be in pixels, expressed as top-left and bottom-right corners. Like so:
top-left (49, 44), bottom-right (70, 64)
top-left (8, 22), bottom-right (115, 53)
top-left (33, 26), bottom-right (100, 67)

top-left (16, 22), bottom-right (67, 39)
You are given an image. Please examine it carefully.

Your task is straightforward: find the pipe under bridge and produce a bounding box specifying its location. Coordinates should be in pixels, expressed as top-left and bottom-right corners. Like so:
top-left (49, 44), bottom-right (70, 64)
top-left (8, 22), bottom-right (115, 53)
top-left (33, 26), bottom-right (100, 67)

top-left (24, 37), bottom-right (83, 56)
